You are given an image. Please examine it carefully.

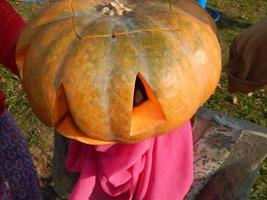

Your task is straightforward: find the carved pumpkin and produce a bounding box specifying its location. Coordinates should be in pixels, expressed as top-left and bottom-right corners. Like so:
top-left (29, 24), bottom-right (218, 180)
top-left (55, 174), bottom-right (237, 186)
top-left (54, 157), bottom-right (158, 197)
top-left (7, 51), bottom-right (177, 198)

top-left (16, 0), bottom-right (221, 144)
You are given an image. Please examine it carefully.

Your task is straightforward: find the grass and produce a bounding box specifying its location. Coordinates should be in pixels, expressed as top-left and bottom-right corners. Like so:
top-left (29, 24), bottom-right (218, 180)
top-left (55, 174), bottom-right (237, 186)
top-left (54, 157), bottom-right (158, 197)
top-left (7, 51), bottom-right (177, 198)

top-left (206, 1), bottom-right (267, 199)
top-left (205, 0), bottom-right (267, 128)
top-left (1, 0), bottom-right (267, 199)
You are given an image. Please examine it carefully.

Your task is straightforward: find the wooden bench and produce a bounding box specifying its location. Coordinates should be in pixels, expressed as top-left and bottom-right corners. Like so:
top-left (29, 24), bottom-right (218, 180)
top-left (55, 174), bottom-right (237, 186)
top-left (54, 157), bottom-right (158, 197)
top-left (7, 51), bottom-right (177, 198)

top-left (186, 108), bottom-right (267, 200)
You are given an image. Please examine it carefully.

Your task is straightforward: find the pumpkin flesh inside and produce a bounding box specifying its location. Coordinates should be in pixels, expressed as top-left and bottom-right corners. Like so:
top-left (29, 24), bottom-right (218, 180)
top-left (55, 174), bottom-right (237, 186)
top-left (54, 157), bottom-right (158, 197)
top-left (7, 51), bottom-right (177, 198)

top-left (131, 73), bottom-right (166, 136)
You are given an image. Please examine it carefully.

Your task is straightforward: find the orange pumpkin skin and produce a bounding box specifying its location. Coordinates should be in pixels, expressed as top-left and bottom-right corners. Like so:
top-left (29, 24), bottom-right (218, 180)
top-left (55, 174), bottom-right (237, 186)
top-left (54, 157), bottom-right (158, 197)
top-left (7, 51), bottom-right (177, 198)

top-left (16, 0), bottom-right (221, 144)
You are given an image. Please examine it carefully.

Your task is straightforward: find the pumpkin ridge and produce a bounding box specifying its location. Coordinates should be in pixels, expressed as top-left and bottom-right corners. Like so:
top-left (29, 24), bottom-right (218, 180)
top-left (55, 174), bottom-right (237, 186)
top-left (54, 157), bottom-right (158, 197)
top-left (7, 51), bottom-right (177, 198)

top-left (53, 31), bottom-right (80, 90)
top-left (107, 22), bottom-right (136, 139)
top-left (61, 23), bottom-right (117, 140)
top-left (51, 33), bottom-right (81, 123)
top-left (71, 17), bottom-right (82, 39)
top-left (121, 14), bottom-right (176, 97)
top-left (97, 35), bottom-right (117, 137)
top-left (146, 14), bottom-right (204, 94)
top-left (16, 16), bottom-right (76, 72)
top-left (136, 17), bottom-right (179, 91)
top-left (119, 17), bottom-right (150, 78)
top-left (26, 17), bottom-right (76, 42)
top-left (38, 23), bottom-right (77, 80)
top-left (148, 14), bottom-right (203, 91)
top-left (23, 21), bottom-right (77, 126)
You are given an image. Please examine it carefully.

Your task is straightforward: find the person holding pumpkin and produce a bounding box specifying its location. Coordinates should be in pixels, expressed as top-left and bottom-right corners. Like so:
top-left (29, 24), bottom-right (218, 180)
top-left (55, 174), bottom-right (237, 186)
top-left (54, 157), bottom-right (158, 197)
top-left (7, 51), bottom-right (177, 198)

top-left (2, 0), bottom-right (222, 199)
top-left (0, 0), bottom-right (41, 199)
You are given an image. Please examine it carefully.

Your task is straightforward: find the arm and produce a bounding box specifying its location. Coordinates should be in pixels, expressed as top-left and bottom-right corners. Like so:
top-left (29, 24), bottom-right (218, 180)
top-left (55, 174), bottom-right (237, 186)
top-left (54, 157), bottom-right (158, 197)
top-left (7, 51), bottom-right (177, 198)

top-left (225, 19), bottom-right (267, 93)
top-left (0, 0), bottom-right (26, 76)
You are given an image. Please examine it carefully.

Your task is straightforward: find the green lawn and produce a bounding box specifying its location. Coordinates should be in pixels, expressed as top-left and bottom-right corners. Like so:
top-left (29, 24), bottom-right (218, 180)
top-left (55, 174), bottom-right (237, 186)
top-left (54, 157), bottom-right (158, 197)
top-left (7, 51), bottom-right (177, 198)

top-left (1, 0), bottom-right (267, 199)
top-left (205, 1), bottom-right (267, 199)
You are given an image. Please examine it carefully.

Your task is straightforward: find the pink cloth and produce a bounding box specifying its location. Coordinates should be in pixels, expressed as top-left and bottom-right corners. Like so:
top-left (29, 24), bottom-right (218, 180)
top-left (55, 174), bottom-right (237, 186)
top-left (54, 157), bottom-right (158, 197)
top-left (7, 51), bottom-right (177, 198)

top-left (66, 121), bottom-right (193, 200)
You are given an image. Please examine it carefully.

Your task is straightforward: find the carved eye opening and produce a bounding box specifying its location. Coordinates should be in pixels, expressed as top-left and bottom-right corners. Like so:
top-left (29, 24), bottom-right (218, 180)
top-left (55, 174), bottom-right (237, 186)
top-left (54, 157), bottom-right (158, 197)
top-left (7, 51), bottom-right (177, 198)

top-left (131, 73), bottom-right (166, 136)
top-left (133, 75), bottom-right (149, 107)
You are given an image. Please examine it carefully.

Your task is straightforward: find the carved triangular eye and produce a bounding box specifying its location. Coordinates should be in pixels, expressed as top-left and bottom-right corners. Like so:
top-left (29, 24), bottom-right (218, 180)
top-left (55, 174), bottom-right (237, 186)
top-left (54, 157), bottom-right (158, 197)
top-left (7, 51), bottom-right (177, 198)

top-left (131, 73), bottom-right (166, 136)
top-left (133, 76), bottom-right (148, 107)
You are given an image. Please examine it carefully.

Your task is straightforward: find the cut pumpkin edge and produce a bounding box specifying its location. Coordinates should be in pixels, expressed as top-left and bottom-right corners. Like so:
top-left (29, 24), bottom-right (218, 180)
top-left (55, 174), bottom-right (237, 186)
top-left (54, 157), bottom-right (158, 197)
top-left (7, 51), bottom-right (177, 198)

top-left (52, 85), bottom-right (113, 145)
top-left (130, 73), bottom-right (166, 136)
top-left (55, 113), bottom-right (114, 145)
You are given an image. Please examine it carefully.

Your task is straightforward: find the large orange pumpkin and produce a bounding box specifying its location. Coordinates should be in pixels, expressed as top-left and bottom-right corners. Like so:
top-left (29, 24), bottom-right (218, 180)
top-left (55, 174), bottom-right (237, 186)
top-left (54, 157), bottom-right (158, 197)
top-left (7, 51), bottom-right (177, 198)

top-left (16, 0), bottom-right (221, 144)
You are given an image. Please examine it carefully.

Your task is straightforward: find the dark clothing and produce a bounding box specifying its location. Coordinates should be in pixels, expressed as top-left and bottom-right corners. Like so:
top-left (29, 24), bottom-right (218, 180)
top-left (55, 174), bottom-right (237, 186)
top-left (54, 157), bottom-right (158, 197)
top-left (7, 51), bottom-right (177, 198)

top-left (226, 18), bottom-right (267, 93)
top-left (0, 110), bottom-right (41, 200)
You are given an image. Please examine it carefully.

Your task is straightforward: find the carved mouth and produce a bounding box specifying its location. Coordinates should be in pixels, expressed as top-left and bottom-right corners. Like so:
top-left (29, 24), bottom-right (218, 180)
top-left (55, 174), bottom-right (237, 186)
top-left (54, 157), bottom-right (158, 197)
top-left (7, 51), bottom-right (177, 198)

top-left (52, 72), bottom-right (166, 143)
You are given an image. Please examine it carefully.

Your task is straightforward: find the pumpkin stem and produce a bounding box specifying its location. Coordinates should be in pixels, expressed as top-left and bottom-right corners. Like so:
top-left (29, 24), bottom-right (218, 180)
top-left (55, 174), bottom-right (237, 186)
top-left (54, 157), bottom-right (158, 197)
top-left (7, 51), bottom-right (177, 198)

top-left (97, 0), bottom-right (132, 16)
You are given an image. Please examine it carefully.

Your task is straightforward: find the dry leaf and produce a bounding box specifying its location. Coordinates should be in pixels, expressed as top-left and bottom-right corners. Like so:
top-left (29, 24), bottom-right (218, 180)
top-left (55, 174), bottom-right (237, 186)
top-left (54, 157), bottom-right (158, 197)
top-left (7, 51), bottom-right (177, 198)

top-left (233, 96), bottom-right (238, 104)
top-left (247, 92), bottom-right (253, 97)
top-left (0, 77), bottom-right (6, 84)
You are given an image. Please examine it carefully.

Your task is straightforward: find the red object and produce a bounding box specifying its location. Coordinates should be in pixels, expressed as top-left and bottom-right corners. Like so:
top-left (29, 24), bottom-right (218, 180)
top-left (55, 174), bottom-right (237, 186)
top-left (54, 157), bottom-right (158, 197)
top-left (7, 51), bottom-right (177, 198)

top-left (66, 121), bottom-right (193, 200)
top-left (0, 92), bottom-right (5, 114)
top-left (0, 0), bottom-right (26, 114)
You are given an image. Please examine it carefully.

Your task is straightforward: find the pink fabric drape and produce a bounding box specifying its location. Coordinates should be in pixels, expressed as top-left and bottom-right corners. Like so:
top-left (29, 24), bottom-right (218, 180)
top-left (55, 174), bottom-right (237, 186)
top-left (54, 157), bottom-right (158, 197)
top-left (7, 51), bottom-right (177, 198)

top-left (66, 121), bottom-right (193, 200)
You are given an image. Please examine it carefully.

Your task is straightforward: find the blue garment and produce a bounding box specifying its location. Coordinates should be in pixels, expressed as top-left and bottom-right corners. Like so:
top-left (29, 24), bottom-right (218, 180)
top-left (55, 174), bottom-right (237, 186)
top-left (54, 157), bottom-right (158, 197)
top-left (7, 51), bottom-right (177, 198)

top-left (195, 0), bottom-right (207, 8)
top-left (0, 110), bottom-right (41, 200)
